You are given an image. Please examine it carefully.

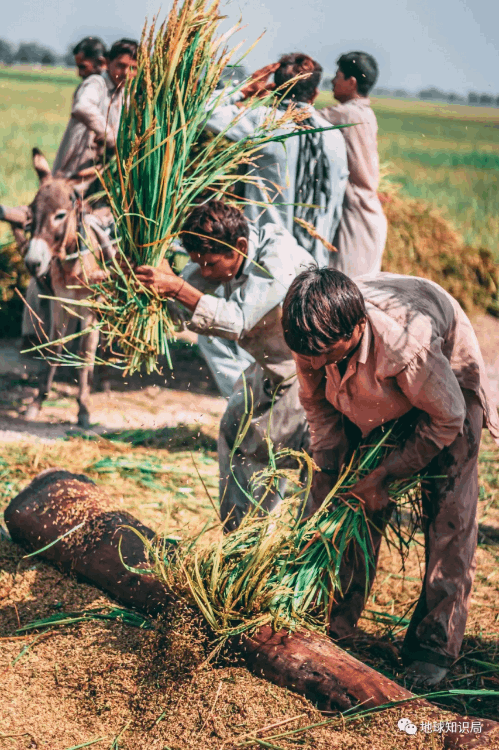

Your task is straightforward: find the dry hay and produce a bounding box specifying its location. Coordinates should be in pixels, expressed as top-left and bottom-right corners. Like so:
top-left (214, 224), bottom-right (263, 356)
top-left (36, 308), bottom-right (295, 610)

top-left (381, 189), bottom-right (499, 316)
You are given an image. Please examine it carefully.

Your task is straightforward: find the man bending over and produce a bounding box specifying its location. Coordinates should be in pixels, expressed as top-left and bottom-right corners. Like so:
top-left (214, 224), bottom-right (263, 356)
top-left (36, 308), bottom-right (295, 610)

top-left (135, 201), bottom-right (313, 531)
top-left (282, 267), bottom-right (499, 686)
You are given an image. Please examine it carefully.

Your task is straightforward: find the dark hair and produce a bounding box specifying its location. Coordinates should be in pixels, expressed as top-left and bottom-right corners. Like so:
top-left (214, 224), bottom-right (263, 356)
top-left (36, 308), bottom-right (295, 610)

top-left (108, 38), bottom-right (138, 62)
top-left (72, 36), bottom-right (107, 60)
top-left (180, 200), bottom-right (249, 256)
top-left (274, 52), bottom-right (322, 103)
top-left (337, 51), bottom-right (379, 96)
top-left (282, 267), bottom-right (367, 355)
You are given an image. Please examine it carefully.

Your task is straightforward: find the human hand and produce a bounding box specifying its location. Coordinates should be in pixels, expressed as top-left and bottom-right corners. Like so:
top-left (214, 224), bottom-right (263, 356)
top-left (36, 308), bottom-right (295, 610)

top-left (134, 260), bottom-right (181, 297)
top-left (240, 63), bottom-right (280, 101)
top-left (346, 466), bottom-right (390, 513)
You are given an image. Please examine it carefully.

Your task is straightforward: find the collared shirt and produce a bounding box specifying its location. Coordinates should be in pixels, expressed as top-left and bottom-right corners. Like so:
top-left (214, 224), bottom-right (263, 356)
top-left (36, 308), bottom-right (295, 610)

top-left (182, 223), bottom-right (314, 383)
top-left (295, 273), bottom-right (499, 466)
top-left (205, 91), bottom-right (348, 268)
top-left (321, 97), bottom-right (387, 277)
top-left (53, 71), bottom-right (123, 181)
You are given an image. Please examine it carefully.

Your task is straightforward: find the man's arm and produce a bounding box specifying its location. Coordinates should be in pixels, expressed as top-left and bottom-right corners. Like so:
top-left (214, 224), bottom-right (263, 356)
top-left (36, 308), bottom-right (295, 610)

top-left (135, 230), bottom-right (297, 341)
top-left (71, 75), bottom-right (109, 140)
top-left (381, 345), bottom-right (466, 478)
top-left (349, 344), bottom-right (467, 511)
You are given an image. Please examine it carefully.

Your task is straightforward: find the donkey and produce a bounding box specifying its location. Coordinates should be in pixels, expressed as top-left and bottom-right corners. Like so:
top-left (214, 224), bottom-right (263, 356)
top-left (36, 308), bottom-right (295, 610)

top-left (1, 148), bottom-right (115, 428)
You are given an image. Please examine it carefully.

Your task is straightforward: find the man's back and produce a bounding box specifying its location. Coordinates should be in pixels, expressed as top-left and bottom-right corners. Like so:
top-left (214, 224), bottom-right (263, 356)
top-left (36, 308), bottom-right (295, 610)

top-left (206, 97), bottom-right (348, 267)
top-left (321, 98), bottom-right (387, 277)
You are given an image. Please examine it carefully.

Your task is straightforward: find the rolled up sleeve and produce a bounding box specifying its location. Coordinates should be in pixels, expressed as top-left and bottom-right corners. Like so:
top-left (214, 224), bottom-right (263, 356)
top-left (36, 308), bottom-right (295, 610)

top-left (188, 270), bottom-right (285, 341)
top-left (72, 76), bottom-right (107, 138)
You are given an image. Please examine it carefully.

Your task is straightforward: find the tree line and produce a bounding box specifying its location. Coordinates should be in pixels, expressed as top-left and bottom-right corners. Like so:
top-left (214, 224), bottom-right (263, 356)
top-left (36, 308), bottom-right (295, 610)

top-left (0, 38), bottom-right (87, 67)
top-left (2, 39), bottom-right (497, 108)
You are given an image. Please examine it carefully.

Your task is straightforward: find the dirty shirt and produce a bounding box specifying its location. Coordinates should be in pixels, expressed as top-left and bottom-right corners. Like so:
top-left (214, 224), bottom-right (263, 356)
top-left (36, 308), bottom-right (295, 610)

top-left (321, 97), bottom-right (387, 277)
top-left (295, 273), bottom-right (499, 470)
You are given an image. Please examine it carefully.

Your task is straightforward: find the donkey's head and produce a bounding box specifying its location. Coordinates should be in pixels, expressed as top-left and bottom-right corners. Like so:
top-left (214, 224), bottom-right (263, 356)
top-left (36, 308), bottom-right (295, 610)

top-left (23, 148), bottom-right (81, 279)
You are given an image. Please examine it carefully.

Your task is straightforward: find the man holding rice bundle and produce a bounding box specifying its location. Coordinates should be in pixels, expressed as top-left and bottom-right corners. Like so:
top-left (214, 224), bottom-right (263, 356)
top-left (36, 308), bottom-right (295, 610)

top-left (195, 52), bottom-right (348, 398)
top-left (135, 200), bottom-right (313, 531)
top-left (281, 267), bottom-right (499, 686)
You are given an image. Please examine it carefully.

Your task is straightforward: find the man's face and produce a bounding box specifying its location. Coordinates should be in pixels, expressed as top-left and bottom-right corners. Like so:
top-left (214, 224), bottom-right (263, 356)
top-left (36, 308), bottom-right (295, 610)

top-left (301, 320), bottom-right (366, 370)
top-left (74, 52), bottom-right (101, 79)
top-left (332, 68), bottom-right (356, 102)
top-left (188, 239), bottom-right (246, 284)
top-left (108, 54), bottom-right (137, 87)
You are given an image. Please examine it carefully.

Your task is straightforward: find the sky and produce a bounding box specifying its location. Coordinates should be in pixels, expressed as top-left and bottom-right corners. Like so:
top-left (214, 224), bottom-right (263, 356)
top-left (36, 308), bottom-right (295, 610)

top-left (3, 0), bottom-right (498, 95)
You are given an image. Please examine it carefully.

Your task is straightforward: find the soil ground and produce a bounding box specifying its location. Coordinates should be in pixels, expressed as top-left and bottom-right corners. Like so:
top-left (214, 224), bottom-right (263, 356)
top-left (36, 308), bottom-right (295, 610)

top-left (0, 318), bottom-right (498, 749)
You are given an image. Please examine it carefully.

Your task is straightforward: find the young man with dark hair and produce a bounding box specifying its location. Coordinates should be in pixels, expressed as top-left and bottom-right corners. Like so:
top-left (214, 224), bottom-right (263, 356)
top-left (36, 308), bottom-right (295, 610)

top-left (106, 38), bottom-right (138, 87)
top-left (282, 267), bottom-right (499, 686)
top-left (72, 37), bottom-right (107, 79)
top-left (52, 37), bottom-right (138, 186)
top-left (321, 52), bottom-right (387, 278)
top-left (198, 52), bottom-right (348, 397)
top-left (134, 200), bottom-right (313, 531)
top-left (22, 37), bottom-right (138, 343)
top-left (21, 34), bottom-right (112, 343)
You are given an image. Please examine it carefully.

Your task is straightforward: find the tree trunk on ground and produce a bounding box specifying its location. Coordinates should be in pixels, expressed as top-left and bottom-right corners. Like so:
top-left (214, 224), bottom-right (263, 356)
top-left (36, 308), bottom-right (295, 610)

top-left (5, 470), bottom-right (498, 749)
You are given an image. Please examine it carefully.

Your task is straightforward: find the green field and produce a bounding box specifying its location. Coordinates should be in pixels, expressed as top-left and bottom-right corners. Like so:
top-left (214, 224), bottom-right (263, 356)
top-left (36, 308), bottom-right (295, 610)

top-left (1, 68), bottom-right (499, 258)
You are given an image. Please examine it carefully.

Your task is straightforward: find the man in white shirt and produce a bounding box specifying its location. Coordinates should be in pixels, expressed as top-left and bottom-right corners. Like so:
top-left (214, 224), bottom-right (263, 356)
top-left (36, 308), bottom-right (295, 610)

top-left (135, 200), bottom-right (314, 530)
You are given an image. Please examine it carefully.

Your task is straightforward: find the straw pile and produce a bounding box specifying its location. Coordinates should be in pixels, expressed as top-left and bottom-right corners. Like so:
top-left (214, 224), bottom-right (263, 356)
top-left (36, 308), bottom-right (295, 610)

top-left (139, 423), bottom-right (421, 642)
top-left (380, 186), bottom-right (499, 316)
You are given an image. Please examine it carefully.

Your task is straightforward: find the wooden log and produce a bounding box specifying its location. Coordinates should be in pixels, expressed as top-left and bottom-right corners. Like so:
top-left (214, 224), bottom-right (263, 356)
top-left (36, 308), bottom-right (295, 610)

top-left (4, 468), bottom-right (167, 615)
top-left (5, 470), bottom-right (499, 748)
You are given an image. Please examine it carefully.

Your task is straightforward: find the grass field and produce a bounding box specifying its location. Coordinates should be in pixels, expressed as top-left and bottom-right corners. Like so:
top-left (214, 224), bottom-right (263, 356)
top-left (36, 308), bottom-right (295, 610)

top-left (1, 68), bottom-right (498, 260)
top-left (317, 91), bottom-right (499, 255)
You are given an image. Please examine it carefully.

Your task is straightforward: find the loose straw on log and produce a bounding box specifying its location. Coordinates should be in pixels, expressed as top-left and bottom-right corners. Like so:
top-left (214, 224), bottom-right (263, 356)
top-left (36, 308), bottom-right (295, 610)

top-left (5, 471), bottom-right (499, 748)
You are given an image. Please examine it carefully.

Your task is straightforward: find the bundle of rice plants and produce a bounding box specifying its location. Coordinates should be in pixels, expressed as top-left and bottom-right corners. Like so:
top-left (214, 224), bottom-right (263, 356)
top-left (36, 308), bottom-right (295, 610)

top-left (47, 0), bottom-right (343, 375)
top-left (138, 422), bottom-right (423, 642)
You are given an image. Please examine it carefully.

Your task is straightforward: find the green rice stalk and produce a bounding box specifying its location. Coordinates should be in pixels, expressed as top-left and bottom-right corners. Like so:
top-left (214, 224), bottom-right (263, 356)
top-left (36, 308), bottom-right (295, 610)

top-left (16, 606), bottom-right (153, 633)
top-left (36, 0), bottom-right (347, 374)
top-left (140, 422), bottom-right (424, 642)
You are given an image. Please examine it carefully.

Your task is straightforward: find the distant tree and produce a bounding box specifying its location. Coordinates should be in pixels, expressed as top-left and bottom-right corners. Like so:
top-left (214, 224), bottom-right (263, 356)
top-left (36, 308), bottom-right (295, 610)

top-left (468, 91), bottom-right (479, 105)
top-left (394, 89), bottom-right (408, 98)
top-left (14, 41), bottom-right (57, 65)
top-left (373, 87), bottom-right (390, 96)
top-left (0, 38), bottom-right (14, 64)
top-left (479, 94), bottom-right (493, 106)
top-left (418, 87), bottom-right (447, 101)
top-left (496, 95), bottom-right (499, 108)
top-left (320, 76), bottom-right (333, 91)
top-left (41, 50), bottom-right (56, 66)
top-left (63, 44), bottom-right (75, 67)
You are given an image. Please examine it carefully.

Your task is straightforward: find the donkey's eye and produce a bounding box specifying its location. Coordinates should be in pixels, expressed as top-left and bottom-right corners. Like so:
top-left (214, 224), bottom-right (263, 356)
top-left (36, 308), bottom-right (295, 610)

top-left (54, 211), bottom-right (67, 221)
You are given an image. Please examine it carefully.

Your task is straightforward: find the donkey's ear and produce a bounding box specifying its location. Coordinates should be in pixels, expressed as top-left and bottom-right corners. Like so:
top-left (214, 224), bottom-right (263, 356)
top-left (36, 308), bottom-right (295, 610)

top-left (32, 147), bottom-right (52, 184)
